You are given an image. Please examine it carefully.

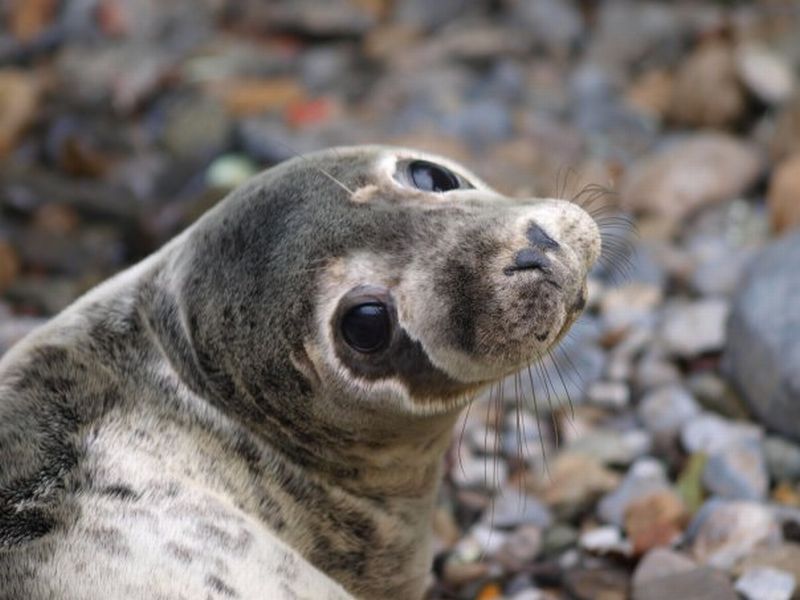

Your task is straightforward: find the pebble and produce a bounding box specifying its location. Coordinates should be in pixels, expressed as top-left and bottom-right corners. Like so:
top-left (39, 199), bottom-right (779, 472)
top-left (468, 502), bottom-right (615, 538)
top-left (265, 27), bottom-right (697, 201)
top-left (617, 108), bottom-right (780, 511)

top-left (703, 438), bottom-right (768, 500)
top-left (206, 155), bottom-right (259, 190)
top-left (763, 436), bottom-right (800, 482)
top-left (621, 133), bottom-right (762, 225)
top-left (451, 446), bottom-right (508, 490)
top-left (538, 453), bottom-right (620, 518)
top-left (442, 559), bottom-right (490, 587)
top-left (691, 501), bottom-right (782, 570)
top-left (585, 380), bottom-right (630, 410)
top-left (589, 0), bottom-right (684, 70)
top-left (509, 0), bottom-right (583, 55)
top-left (579, 525), bottom-right (632, 557)
top-left (686, 372), bottom-right (750, 420)
top-left (624, 489), bottom-right (687, 554)
top-left (258, 0), bottom-right (376, 36)
top-left (771, 95), bottom-right (800, 160)
top-left (392, 0), bottom-right (468, 31)
top-left (541, 524), bottom-right (578, 557)
top-left (668, 40), bottom-right (745, 129)
top-left (566, 429), bottom-right (650, 467)
top-left (688, 237), bottom-right (756, 298)
top-left (0, 239), bottom-right (20, 293)
top-left (633, 352), bottom-right (682, 391)
top-left (599, 282), bottom-right (662, 335)
top-left (681, 412), bottom-right (762, 455)
top-left (496, 525), bottom-right (543, 571)
top-left (563, 567), bottom-right (629, 600)
top-left (735, 566), bottom-right (796, 600)
top-left (736, 44), bottom-right (796, 106)
top-left (469, 523), bottom-right (509, 556)
top-left (632, 548), bottom-right (697, 587)
top-left (442, 100), bottom-right (514, 149)
top-left (161, 95), bottom-right (231, 161)
top-left (0, 69), bottom-right (40, 157)
top-left (484, 488), bottom-right (553, 530)
top-left (637, 385), bottom-right (701, 439)
top-left (767, 153), bottom-right (800, 235)
top-left (660, 299), bottom-right (730, 358)
top-left (597, 458), bottom-right (670, 527)
top-left (734, 544), bottom-right (800, 595)
top-left (508, 589), bottom-right (544, 600)
top-left (633, 566), bottom-right (738, 600)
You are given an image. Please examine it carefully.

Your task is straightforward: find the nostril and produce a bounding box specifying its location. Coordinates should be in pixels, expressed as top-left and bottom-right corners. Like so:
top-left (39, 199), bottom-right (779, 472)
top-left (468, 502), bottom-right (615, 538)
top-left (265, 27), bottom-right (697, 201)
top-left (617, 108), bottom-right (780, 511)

top-left (505, 248), bottom-right (552, 275)
top-left (527, 223), bottom-right (560, 250)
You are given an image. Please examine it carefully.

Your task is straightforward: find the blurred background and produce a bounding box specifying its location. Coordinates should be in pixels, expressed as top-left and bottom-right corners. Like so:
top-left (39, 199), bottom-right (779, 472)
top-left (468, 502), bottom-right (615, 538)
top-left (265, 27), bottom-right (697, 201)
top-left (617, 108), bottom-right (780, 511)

top-left (1, 1), bottom-right (800, 599)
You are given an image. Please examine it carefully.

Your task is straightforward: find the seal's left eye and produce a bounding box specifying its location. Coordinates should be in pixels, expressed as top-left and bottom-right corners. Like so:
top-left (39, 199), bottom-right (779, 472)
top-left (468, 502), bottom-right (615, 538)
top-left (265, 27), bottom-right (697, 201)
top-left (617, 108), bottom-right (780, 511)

top-left (408, 160), bottom-right (461, 193)
top-left (341, 303), bottom-right (391, 353)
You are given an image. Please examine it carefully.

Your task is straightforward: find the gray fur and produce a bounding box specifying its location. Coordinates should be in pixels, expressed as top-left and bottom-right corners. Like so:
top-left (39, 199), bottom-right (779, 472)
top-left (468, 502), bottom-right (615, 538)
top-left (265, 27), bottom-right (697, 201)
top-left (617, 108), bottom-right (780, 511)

top-left (0, 146), bottom-right (599, 599)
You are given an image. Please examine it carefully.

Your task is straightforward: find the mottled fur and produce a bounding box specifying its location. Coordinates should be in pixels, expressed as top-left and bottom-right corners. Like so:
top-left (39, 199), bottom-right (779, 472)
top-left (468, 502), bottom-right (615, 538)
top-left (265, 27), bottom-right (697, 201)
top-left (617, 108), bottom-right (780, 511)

top-left (0, 146), bottom-right (599, 599)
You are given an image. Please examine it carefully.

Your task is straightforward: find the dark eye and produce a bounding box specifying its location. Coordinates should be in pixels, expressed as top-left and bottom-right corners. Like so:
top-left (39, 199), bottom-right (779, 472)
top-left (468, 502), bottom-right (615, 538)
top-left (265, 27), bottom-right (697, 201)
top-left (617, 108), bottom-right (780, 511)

top-left (341, 303), bottom-right (391, 353)
top-left (408, 160), bottom-right (461, 192)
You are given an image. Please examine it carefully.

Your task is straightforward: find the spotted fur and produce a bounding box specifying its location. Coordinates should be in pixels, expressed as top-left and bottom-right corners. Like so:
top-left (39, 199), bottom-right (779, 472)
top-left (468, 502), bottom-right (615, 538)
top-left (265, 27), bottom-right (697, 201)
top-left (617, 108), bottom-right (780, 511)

top-left (0, 146), bottom-right (600, 599)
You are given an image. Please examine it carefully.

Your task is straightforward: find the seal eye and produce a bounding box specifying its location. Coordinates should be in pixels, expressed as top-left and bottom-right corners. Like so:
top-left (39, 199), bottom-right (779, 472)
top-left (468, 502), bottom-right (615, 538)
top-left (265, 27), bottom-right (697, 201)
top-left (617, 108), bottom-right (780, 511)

top-left (408, 160), bottom-right (461, 192)
top-left (341, 303), bottom-right (391, 353)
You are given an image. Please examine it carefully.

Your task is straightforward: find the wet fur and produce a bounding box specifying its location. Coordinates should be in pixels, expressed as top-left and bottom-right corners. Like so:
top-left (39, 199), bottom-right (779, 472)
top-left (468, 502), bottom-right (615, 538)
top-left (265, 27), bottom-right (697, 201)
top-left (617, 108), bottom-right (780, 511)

top-left (0, 146), bottom-right (599, 599)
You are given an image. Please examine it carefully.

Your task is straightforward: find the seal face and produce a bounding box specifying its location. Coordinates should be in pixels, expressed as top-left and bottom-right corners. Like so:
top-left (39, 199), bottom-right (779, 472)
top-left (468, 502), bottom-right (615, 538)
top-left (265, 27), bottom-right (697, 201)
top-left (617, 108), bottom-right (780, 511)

top-left (0, 146), bottom-right (600, 600)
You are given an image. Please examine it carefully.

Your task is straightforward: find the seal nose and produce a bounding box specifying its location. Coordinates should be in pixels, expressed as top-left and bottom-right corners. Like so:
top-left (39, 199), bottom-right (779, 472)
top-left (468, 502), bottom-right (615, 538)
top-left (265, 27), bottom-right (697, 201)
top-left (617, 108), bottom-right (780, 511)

top-left (504, 222), bottom-right (561, 275)
top-left (510, 247), bottom-right (551, 273)
top-left (516, 200), bottom-right (601, 272)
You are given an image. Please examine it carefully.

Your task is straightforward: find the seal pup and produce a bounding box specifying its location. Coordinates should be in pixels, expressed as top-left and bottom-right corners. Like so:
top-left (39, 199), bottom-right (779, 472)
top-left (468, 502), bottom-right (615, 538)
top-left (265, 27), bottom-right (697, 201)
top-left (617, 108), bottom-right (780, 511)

top-left (0, 146), bottom-right (600, 599)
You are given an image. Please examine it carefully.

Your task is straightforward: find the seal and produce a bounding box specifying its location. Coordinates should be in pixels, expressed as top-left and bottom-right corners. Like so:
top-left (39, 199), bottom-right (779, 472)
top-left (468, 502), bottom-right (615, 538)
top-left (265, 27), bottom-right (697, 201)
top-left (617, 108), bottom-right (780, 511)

top-left (0, 146), bottom-right (600, 599)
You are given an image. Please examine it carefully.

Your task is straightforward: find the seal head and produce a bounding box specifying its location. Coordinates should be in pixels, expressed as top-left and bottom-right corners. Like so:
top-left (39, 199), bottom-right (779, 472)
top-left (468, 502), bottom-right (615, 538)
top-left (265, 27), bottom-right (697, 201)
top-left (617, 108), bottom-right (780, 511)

top-left (158, 146), bottom-right (599, 422)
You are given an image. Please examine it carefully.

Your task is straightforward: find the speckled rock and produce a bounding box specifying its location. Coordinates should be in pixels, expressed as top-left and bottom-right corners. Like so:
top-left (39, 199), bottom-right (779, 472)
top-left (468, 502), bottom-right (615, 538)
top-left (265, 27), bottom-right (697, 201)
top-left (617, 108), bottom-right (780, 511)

top-left (702, 438), bottom-right (769, 501)
top-left (691, 501), bottom-right (782, 569)
top-left (734, 544), bottom-right (800, 599)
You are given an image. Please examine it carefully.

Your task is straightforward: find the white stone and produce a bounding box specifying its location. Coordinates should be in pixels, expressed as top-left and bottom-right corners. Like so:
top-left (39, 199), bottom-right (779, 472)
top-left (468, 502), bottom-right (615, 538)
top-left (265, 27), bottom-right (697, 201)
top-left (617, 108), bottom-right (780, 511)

top-left (736, 44), bottom-right (796, 105)
top-left (660, 298), bottom-right (730, 357)
top-left (735, 566), bottom-right (796, 600)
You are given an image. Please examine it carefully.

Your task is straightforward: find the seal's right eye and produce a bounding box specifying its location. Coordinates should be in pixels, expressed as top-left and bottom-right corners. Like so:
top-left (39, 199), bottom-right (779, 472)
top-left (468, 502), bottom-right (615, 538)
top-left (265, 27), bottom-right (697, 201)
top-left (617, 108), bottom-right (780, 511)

top-left (408, 160), bottom-right (461, 193)
top-left (341, 303), bottom-right (391, 353)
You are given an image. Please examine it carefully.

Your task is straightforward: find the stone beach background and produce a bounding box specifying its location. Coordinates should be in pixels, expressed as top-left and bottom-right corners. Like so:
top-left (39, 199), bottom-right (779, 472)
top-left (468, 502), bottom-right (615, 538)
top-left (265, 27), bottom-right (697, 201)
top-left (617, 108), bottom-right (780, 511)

top-left (1, 1), bottom-right (800, 599)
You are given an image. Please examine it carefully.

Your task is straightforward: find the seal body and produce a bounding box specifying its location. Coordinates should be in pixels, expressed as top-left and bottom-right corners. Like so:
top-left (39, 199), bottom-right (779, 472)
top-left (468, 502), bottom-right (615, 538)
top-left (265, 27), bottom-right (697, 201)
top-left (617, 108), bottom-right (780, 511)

top-left (0, 146), bottom-right (600, 599)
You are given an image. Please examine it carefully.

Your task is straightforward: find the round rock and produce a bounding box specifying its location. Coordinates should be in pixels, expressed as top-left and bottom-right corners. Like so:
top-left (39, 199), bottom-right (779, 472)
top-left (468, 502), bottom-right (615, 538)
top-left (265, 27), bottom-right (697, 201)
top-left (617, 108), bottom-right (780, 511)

top-left (724, 232), bottom-right (800, 441)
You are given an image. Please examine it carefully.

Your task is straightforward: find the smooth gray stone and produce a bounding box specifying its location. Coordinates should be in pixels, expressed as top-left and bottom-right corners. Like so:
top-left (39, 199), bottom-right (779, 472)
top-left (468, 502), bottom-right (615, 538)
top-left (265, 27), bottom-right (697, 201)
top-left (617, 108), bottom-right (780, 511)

top-left (723, 232), bottom-right (800, 441)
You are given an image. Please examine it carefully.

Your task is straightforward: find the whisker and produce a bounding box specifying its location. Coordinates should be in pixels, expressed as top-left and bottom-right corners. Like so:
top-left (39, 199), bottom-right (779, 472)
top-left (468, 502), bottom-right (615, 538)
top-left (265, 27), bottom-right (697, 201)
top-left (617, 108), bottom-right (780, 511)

top-left (526, 364), bottom-right (549, 477)
top-left (548, 347), bottom-right (577, 420)
top-left (456, 399), bottom-right (474, 479)
top-left (535, 358), bottom-right (560, 448)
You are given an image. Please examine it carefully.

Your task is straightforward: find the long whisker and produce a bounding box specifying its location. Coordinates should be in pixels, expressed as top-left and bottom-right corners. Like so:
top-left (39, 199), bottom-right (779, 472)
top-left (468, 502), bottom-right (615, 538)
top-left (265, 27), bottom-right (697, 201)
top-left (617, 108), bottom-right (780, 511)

top-left (526, 364), bottom-right (549, 476)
